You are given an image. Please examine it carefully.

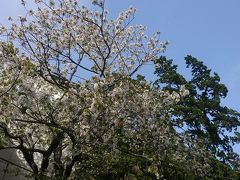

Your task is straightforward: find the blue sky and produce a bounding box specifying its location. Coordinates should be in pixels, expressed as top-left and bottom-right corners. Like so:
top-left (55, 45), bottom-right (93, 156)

top-left (105, 0), bottom-right (240, 112)
top-left (0, 0), bottom-right (239, 110)
top-left (0, 0), bottom-right (239, 152)
top-left (106, 0), bottom-right (240, 153)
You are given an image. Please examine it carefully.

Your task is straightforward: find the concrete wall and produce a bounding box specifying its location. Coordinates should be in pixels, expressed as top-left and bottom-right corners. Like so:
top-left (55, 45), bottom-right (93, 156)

top-left (0, 150), bottom-right (31, 180)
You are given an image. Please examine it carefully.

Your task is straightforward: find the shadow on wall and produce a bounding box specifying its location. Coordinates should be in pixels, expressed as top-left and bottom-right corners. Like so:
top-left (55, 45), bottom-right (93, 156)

top-left (0, 150), bottom-right (32, 180)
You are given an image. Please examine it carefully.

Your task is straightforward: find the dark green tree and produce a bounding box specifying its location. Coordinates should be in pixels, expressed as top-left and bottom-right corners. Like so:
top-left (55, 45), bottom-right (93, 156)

top-left (154, 55), bottom-right (240, 168)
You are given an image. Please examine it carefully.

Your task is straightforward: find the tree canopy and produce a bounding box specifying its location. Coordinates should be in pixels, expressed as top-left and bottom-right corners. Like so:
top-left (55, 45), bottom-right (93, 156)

top-left (154, 55), bottom-right (240, 178)
top-left (0, 0), bottom-right (239, 179)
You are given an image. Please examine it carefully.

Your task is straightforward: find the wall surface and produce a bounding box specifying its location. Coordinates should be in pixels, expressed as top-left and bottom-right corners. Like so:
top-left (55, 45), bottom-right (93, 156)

top-left (0, 150), bottom-right (31, 180)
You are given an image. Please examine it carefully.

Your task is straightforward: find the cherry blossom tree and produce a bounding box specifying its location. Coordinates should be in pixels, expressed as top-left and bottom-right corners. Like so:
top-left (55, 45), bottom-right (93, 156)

top-left (0, 0), bottom-right (212, 179)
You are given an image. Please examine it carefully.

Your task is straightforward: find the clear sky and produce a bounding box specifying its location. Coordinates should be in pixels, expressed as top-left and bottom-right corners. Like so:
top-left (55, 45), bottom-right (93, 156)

top-left (108, 0), bottom-right (240, 154)
top-left (0, 0), bottom-right (239, 152)
top-left (105, 0), bottom-right (240, 111)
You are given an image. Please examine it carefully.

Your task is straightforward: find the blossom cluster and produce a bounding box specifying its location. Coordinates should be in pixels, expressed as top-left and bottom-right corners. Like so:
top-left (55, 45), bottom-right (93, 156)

top-left (0, 46), bottom-right (209, 177)
top-left (0, 0), bottom-right (211, 178)
top-left (5, 0), bottom-right (168, 83)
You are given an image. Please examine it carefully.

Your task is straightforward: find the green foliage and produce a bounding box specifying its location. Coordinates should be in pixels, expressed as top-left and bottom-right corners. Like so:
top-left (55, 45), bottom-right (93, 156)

top-left (154, 55), bottom-right (240, 177)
